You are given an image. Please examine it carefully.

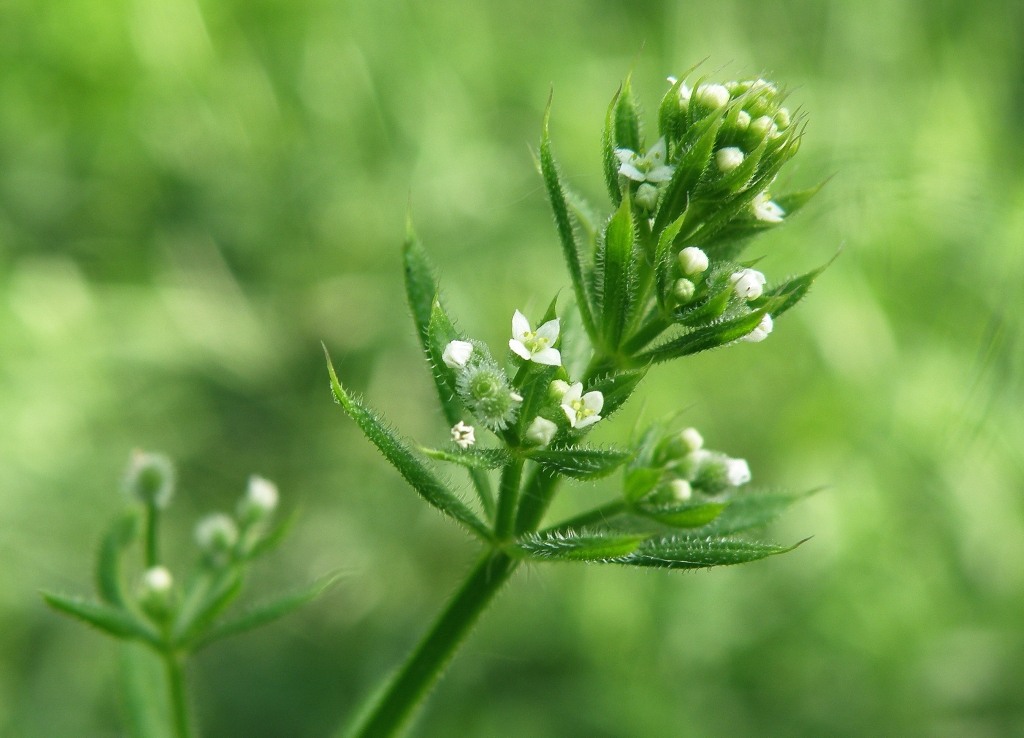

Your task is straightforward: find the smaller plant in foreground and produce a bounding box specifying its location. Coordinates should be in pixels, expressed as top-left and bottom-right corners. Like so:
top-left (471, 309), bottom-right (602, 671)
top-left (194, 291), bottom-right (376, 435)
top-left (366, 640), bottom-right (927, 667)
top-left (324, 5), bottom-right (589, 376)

top-left (328, 69), bottom-right (829, 737)
top-left (43, 450), bottom-right (336, 737)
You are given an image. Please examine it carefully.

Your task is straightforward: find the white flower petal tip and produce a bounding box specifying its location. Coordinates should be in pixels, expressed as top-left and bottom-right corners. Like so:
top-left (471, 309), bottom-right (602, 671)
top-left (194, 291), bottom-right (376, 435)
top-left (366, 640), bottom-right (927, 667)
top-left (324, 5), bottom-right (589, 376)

top-left (525, 417), bottom-right (558, 447)
top-left (442, 340), bottom-right (474, 369)
top-left (752, 192), bottom-right (785, 223)
top-left (742, 313), bottom-right (774, 343)
top-left (451, 421), bottom-right (476, 449)
top-left (509, 310), bottom-right (562, 366)
top-left (725, 458), bottom-right (752, 486)
top-left (560, 382), bottom-right (604, 429)
top-left (730, 268), bottom-right (767, 300)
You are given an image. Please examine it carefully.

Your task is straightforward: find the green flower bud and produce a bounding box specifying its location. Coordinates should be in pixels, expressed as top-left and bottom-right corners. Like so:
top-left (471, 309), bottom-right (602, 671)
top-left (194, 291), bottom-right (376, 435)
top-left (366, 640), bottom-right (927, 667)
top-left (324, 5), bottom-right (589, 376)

top-left (195, 513), bottom-right (239, 563)
top-left (456, 357), bottom-right (520, 431)
top-left (635, 182), bottom-right (660, 212)
top-left (138, 566), bottom-right (174, 620)
top-left (673, 278), bottom-right (696, 305)
top-left (525, 416), bottom-right (558, 447)
top-left (238, 475), bottom-right (279, 525)
top-left (123, 450), bottom-right (175, 509)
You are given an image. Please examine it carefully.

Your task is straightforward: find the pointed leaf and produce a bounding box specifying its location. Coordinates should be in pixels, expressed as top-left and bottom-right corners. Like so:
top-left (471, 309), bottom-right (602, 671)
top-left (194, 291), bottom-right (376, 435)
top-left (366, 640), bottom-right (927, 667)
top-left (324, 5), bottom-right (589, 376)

top-left (636, 501), bottom-right (726, 528)
top-left (621, 535), bottom-right (804, 569)
top-left (613, 75), bottom-right (642, 153)
top-left (242, 508), bottom-right (299, 561)
top-left (192, 573), bottom-right (342, 651)
top-left (541, 100), bottom-right (597, 339)
top-left (653, 112), bottom-right (724, 233)
top-left (750, 260), bottom-right (832, 319)
top-left (598, 195), bottom-right (638, 350)
top-left (515, 530), bottom-right (647, 562)
top-left (602, 88), bottom-right (623, 205)
top-left (528, 445), bottom-right (632, 480)
top-left (43, 592), bottom-right (160, 645)
top-left (701, 489), bottom-right (819, 536)
top-left (637, 309), bottom-right (769, 364)
top-left (325, 350), bottom-right (491, 540)
top-left (585, 367), bottom-right (647, 419)
top-left (421, 447), bottom-right (511, 470)
top-left (96, 512), bottom-right (140, 607)
top-left (624, 467), bottom-right (662, 503)
top-left (171, 568), bottom-right (243, 646)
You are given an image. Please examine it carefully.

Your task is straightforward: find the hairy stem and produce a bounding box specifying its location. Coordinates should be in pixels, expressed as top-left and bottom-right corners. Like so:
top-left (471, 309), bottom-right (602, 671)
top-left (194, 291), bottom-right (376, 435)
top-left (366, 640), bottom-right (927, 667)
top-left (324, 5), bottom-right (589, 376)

top-left (494, 458), bottom-right (525, 539)
top-left (346, 551), bottom-right (518, 738)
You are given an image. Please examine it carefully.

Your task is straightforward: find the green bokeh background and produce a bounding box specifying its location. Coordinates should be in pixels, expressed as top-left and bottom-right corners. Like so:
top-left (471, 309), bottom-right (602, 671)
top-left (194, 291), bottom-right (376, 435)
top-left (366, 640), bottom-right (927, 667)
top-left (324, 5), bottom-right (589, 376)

top-left (3, 0), bottom-right (1023, 735)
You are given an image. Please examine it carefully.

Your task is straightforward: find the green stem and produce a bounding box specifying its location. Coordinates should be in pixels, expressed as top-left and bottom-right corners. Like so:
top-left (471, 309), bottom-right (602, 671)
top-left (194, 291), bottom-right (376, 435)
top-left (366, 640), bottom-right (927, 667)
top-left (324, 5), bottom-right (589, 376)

top-left (622, 315), bottom-right (669, 355)
top-left (494, 458), bottom-right (525, 539)
top-left (513, 466), bottom-right (562, 535)
top-left (346, 551), bottom-right (518, 738)
top-left (163, 651), bottom-right (192, 738)
top-left (543, 500), bottom-right (626, 534)
top-left (145, 505), bottom-right (159, 568)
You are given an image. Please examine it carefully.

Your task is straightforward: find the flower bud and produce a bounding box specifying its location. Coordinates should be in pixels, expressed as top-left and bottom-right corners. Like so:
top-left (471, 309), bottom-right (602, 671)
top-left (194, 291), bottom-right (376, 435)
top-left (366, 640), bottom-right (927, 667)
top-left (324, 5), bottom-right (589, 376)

top-left (456, 359), bottom-right (520, 431)
top-left (678, 247), bottom-right (709, 276)
top-left (741, 313), bottom-right (774, 343)
top-left (124, 450), bottom-right (175, 509)
top-left (195, 513), bottom-right (239, 562)
top-left (748, 115), bottom-right (778, 141)
top-left (525, 416), bottom-right (558, 447)
top-left (442, 340), bottom-right (473, 369)
top-left (635, 182), bottom-right (660, 211)
top-left (680, 427), bottom-right (704, 452)
top-left (715, 147), bottom-right (744, 173)
top-left (734, 110), bottom-right (751, 130)
top-left (669, 479), bottom-right (693, 502)
top-left (549, 379), bottom-right (571, 401)
top-left (730, 268), bottom-right (767, 300)
top-left (725, 457), bottom-right (752, 486)
top-left (774, 107), bottom-right (791, 130)
top-left (695, 83), bottom-right (730, 110)
top-left (238, 475), bottom-right (279, 524)
top-left (138, 566), bottom-right (174, 619)
top-left (673, 279), bottom-right (696, 305)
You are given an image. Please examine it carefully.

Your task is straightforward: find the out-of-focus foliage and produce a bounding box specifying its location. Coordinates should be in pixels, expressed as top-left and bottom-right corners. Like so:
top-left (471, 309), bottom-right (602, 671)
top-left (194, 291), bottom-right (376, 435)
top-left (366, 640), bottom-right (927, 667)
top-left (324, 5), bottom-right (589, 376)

top-left (2, 0), bottom-right (1022, 735)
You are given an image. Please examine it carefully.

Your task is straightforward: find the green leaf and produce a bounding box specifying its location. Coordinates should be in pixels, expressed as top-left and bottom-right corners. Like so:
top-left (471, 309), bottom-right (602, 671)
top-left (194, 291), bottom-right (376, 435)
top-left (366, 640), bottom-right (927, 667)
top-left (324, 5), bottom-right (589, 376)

top-left (601, 88), bottom-right (623, 205)
top-left (242, 508), bottom-right (299, 561)
top-left (624, 467), bottom-right (662, 502)
top-left (421, 447), bottom-right (511, 470)
top-left (701, 489), bottom-right (819, 536)
top-left (653, 111), bottom-right (724, 233)
top-left (192, 573), bottom-right (342, 651)
top-left (654, 211), bottom-right (689, 311)
top-left (613, 75), bottom-right (642, 153)
top-left (637, 309), bottom-right (769, 364)
top-left (585, 367), bottom-right (647, 419)
top-left (515, 530), bottom-right (648, 562)
top-left (750, 259), bottom-right (834, 319)
top-left (635, 501), bottom-right (726, 528)
top-left (657, 77), bottom-right (688, 145)
top-left (403, 222), bottom-right (436, 345)
top-left (96, 512), bottom-right (140, 607)
top-left (540, 99), bottom-right (597, 339)
top-left (528, 445), bottom-right (632, 480)
top-left (597, 195), bottom-right (638, 350)
top-left (43, 592), bottom-right (160, 646)
top-left (620, 535), bottom-right (804, 569)
top-left (325, 349), bottom-right (492, 541)
top-left (172, 568), bottom-right (243, 647)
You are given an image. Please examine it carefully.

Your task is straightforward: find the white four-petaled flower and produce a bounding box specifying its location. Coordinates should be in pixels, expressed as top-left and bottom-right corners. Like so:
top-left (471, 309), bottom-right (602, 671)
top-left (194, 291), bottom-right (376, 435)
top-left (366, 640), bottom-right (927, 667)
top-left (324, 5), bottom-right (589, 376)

top-left (615, 137), bottom-right (674, 184)
top-left (509, 310), bottom-right (561, 366)
top-left (451, 421), bottom-right (475, 449)
top-left (560, 382), bottom-right (604, 429)
top-left (442, 340), bottom-right (474, 369)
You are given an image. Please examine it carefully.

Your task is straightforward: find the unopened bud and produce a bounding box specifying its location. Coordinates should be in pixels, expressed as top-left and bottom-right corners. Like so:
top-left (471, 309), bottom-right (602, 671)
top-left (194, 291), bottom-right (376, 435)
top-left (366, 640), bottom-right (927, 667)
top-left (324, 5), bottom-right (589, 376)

top-left (678, 247), bottom-right (709, 276)
top-left (525, 416), bottom-right (558, 447)
top-left (695, 83), bottom-right (730, 110)
top-left (673, 279), bottom-right (696, 304)
top-left (549, 379), bottom-right (571, 401)
top-left (195, 513), bottom-right (239, 561)
top-left (670, 479), bottom-right (693, 502)
top-left (238, 475), bottom-right (279, 524)
top-left (716, 147), bottom-right (745, 173)
top-left (635, 182), bottom-right (660, 211)
top-left (442, 340), bottom-right (473, 369)
top-left (124, 450), bottom-right (175, 509)
top-left (730, 268), bottom-right (767, 300)
top-left (138, 566), bottom-right (174, 619)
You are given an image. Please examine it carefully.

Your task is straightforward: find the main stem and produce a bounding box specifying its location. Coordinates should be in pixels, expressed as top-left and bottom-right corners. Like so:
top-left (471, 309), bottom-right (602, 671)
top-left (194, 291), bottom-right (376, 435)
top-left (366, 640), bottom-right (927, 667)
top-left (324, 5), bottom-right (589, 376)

top-left (347, 550), bottom-right (518, 738)
top-left (163, 651), bottom-right (192, 738)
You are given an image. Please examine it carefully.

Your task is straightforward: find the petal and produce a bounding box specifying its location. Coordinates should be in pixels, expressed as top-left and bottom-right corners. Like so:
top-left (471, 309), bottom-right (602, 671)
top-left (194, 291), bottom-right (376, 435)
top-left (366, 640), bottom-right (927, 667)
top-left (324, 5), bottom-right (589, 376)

top-left (575, 414), bottom-right (602, 429)
top-left (562, 382), bottom-right (583, 404)
top-left (511, 310), bottom-right (530, 340)
top-left (614, 148), bottom-right (636, 164)
top-left (536, 318), bottom-right (560, 343)
top-left (646, 166), bottom-right (675, 183)
top-left (618, 163), bottom-right (646, 182)
top-left (509, 339), bottom-right (531, 360)
top-left (647, 137), bottom-right (667, 162)
top-left (582, 391), bottom-right (604, 414)
top-left (531, 347), bottom-right (561, 366)
top-left (561, 403), bottom-right (578, 426)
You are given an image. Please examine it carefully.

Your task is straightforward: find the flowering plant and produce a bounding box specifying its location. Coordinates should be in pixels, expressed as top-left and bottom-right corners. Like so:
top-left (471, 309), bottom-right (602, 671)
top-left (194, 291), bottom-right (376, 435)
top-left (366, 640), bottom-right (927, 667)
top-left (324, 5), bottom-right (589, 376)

top-left (328, 70), bottom-right (828, 737)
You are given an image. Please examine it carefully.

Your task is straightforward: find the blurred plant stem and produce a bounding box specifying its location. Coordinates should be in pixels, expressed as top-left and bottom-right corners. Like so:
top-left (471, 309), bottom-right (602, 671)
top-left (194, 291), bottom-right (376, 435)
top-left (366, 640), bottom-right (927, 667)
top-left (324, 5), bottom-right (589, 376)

top-left (163, 652), bottom-right (193, 738)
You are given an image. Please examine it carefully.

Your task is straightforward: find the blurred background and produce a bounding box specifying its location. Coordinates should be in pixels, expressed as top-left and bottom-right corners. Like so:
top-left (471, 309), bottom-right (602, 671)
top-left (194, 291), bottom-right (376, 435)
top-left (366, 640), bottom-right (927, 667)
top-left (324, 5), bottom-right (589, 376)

top-left (3, 0), bottom-right (1023, 735)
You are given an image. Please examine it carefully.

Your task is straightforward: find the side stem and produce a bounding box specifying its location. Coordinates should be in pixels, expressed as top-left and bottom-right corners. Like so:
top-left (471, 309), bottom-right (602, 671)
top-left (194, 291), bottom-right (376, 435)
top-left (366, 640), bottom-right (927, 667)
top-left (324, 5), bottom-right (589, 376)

top-left (346, 550), bottom-right (518, 738)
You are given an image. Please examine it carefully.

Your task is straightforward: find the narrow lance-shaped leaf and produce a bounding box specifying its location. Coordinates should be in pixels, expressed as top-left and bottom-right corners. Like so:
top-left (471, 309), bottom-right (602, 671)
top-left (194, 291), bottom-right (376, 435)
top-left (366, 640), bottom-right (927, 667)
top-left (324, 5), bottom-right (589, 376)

top-left (619, 534), bottom-right (806, 570)
top-left (528, 445), bottom-right (632, 480)
top-left (515, 530), bottom-right (648, 562)
top-left (172, 568), bottom-right (243, 646)
top-left (420, 447), bottom-right (511, 470)
top-left (602, 88), bottom-right (623, 205)
top-left (584, 367), bottom-right (647, 419)
top-left (637, 308), bottom-right (770, 365)
top-left (325, 349), bottom-right (491, 541)
top-left (613, 75), bottom-right (642, 153)
top-left (43, 592), bottom-right (161, 646)
top-left (653, 111), bottom-right (724, 233)
top-left (635, 501), bottom-right (727, 529)
top-left (701, 489), bottom-right (820, 536)
top-left (655, 211), bottom-right (689, 312)
top-left (598, 194), bottom-right (638, 351)
top-left (96, 511), bottom-right (140, 607)
top-left (192, 573), bottom-right (342, 651)
top-left (749, 258), bottom-right (834, 320)
top-left (540, 98), bottom-right (597, 339)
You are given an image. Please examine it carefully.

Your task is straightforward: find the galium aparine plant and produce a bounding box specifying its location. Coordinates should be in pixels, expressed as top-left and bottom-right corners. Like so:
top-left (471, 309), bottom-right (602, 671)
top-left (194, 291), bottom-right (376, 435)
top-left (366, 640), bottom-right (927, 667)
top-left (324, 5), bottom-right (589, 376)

top-left (327, 69), bottom-right (828, 737)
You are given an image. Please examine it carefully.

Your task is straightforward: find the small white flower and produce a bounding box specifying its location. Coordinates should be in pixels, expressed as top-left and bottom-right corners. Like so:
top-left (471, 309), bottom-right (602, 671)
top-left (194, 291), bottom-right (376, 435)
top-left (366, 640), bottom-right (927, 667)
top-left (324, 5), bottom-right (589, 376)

top-left (442, 340), bottom-right (473, 369)
top-left (560, 382), bottom-right (604, 429)
top-left (751, 192), bottom-right (785, 223)
top-left (678, 246), bottom-right (709, 275)
top-left (142, 566), bottom-right (173, 594)
top-left (680, 427), bottom-right (704, 452)
top-left (725, 458), bottom-right (752, 486)
top-left (730, 268), bottom-right (767, 300)
top-left (670, 479), bottom-right (693, 502)
top-left (716, 147), bottom-right (745, 173)
top-left (451, 421), bottom-right (476, 449)
top-left (525, 417), bottom-right (558, 447)
top-left (509, 310), bottom-right (561, 366)
top-left (742, 313), bottom-right (774, 343)
top-left (695, 83), bottom-right (730, 109)
top-left (614, 137), bottom-right (674, 184)
top-left (673, 278), bottom-right (695, 304)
